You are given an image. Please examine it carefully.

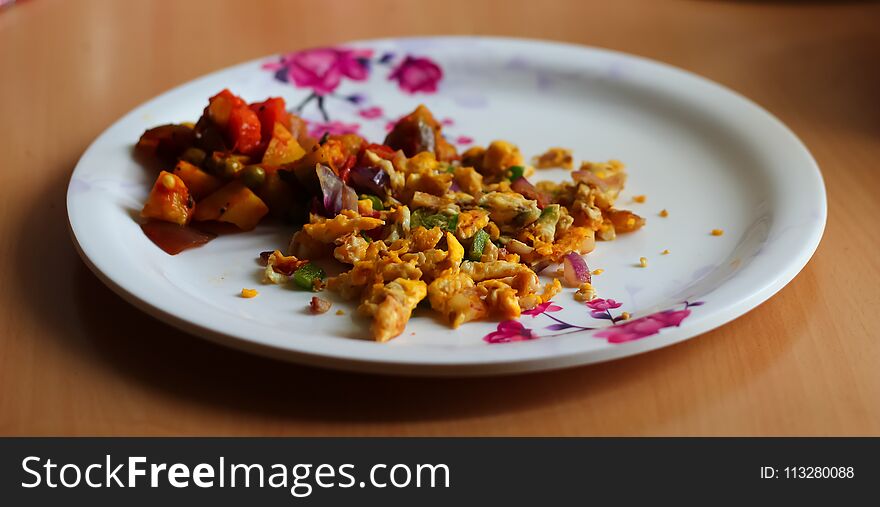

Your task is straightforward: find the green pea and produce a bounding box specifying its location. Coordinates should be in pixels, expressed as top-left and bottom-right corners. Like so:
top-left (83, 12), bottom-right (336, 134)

top-left (241, 165), bottom-right (266, 190)
top-left (181, 147), bottom-right (207, 167)
top-left (221, 157), bottom-right (243, 179)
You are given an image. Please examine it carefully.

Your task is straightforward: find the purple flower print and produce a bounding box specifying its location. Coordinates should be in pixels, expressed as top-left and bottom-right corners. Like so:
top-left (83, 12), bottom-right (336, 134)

top-left (357, 106), bottom-right (384, 119)
top-left (263, 47), bottom-right (373, 96)
top-left (389, 56), bottom-right (443, 94)
top-left (307, 120), bottom-right (360, 139)
top-left (594, 309), bottom-right (691, 344)
top-left (585, 298), bottom-right (623, 320)
top-left (585, 298), bottom-right (623, 312)
top-left (483, 320), bottom-right (536, 344)
top-left (522, 301), bottom-right (562, 317)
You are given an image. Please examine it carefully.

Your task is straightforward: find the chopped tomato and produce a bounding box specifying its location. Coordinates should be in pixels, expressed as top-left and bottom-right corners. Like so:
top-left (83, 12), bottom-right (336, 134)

top-left (206, 89), bottom-right (245, 128)
top-left (249, 97), bottom-right (291, 143)
top-left (227, 106), bottom-right (262, 156)
top-left (360, 143), bottom-right (396, 162)
top-left (338, 154), bottom-right (357, 183)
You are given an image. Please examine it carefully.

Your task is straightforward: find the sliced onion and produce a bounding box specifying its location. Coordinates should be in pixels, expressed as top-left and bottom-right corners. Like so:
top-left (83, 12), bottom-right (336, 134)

top-left (316, 164), bottom-right (358, 216)
top-left (506, 239), bottom-right (534, 255)
top-left (562, 252), bottom-right (591, 287)
top-left (510, 177), bottom-right (549, 208)
top-left (348, 165), bottom-right (389, 196)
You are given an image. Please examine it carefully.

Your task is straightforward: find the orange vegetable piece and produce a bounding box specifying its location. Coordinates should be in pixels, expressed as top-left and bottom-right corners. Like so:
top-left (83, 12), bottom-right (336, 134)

top-left (141, 171), bottom-right (195, 226)
top-left (261, 122), bottom-right (306, 167)
top-left (172, 160), bottom-right (221, 199)
top-left (227, 105), bottom-right (262, 156)
top-left (206, 89), bottom-right (245, 128)
top-left (249, 97), bottom-right (291, 143)
top-left (193, 181), bottom-right (269, 231)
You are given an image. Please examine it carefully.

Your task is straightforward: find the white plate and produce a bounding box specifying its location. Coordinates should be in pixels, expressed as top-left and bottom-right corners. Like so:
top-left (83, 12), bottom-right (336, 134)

top-left (67, 36), bottom-right (825, 376)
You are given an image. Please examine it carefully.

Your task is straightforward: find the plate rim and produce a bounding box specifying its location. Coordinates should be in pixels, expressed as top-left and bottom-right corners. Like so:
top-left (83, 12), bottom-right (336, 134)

top-left (66, 35), bottom-right (827, 376)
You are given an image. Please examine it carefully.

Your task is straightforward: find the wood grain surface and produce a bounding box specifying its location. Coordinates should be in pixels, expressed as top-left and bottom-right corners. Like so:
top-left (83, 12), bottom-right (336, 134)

top-left (1, 0), bottom-right (878, 435)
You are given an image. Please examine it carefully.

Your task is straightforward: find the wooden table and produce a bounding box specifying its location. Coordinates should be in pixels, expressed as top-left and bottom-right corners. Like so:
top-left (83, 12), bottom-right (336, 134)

top-left (1, 0), bottom-right (878, 436)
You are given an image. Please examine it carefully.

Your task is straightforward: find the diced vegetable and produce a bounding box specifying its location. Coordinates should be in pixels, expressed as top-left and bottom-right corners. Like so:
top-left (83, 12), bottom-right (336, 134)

top-left (180, 147), bottom-right (207, 167)
top-left (510, 176), bottom-right (549, 208)
top-left (316, 164), bottom-right (358, 216)
top-left (508, 165), bottom-right (525, 181)
top-left (349, 166), bottom-right (389, 196)
top-left (206, 89), bottom-right (245, 128)
top-left (360, 194), bottom-right (384, 211)
top-left (411, 209), bottom-right (459, 232)
top-left (261, 122), bottom-right (305, 166)
top-left (249, 97), bottom-right (291, 143)
top-left (240, 165), bottom-right (266, 190)
top-left (227, 105), bottom-right (262, 156)
top-left (141, 171), bottom-right (195, 225)
top-left (193, 180), bottom-right (269, 231)
top-left (136, 124), bottom-right (195, 161)
top-left (293, 263), bottom-right (326, 291)
top-left (172, 160), bottom-right (221, 199)
top-left (562, 252), bottom-right (591, 287)
top-left (468, 229), bottom-right (490, 261)
top-left (257, 171), bottom-right (308, 223)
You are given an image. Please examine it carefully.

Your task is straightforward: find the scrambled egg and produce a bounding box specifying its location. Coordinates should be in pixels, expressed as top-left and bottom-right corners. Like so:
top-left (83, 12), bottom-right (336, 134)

top-left (284, 127), bottom-right (643, 342)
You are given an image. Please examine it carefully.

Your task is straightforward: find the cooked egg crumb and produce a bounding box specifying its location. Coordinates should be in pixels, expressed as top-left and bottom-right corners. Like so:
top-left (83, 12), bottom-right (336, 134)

top-left (574, 282), bottom-right (596, 302)
top-left (240, 288), bottom-right (258, 298)
top-left (620, 311), bottom-right (632, 320)
top-left (592, 269), bottom-right (604, 275)
top-left (659, 209), bottom-right (669, 217)
top-left (633, 195), bottom-right (646, 203)
top-left (639, 257), bottom-right (648, 268)
top-left (335, 309), bottom-right (345, 316)
top-left (711, 229), bottom-right (724, 236)
top-left (661, 249), bottom-right (670, 255)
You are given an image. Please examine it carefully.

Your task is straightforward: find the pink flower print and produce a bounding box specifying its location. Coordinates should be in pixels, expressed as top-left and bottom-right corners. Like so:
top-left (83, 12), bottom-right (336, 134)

top-left (455, 135), bottom-right (474, 145)
top-left (522, 301), bottom-right (562, 317)
top-left (307, 120), bottom-right (361, 139)
top-left (585, 298), bottom-right (623, 312)
top-left (264, 47), bottom-right (373, 96)
top-left (594, 309), bottom-right (691, 343)
top-left (358, 106), bottom-right (384, 119)
top-left (441, 118), bottom-right (454, 126)
top-left (388, 56), bottom-right (443, 94)
top-left (585, 298), bottom-right (624, 320)
top-left (483, 320), bottom-right (535, 344)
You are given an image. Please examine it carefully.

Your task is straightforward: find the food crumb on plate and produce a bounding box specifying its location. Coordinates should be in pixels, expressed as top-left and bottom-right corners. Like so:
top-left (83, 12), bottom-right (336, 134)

top-left (240, 288), bottom-right (258, 298)
top-left (335, 309), bottom-right (345, 316)
top-left (574, 282), bottom-right (596, 302)
top-left (639, 256), bottom-right (648, 268)
top-left (620, 311), bottom-right (632, 320)
top-left (592, 268), bottom-right (604, 275)
top-left (711, 228), bottom-right (724, 236)
top-left (533, 147), bottom-right (573, 169)
top-left (309, 296), bottom-right (331, 314)
top-left (659, 209), bottom-right (669, 217)
top-left (632, 194), bottom-right (646, 203)
top-left (661, 249), bottom-right (670, 255)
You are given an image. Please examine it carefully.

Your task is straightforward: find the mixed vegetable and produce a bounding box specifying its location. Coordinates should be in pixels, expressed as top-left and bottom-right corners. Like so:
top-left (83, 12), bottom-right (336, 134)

top-left (135, 90), bottom-right (645, 342)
